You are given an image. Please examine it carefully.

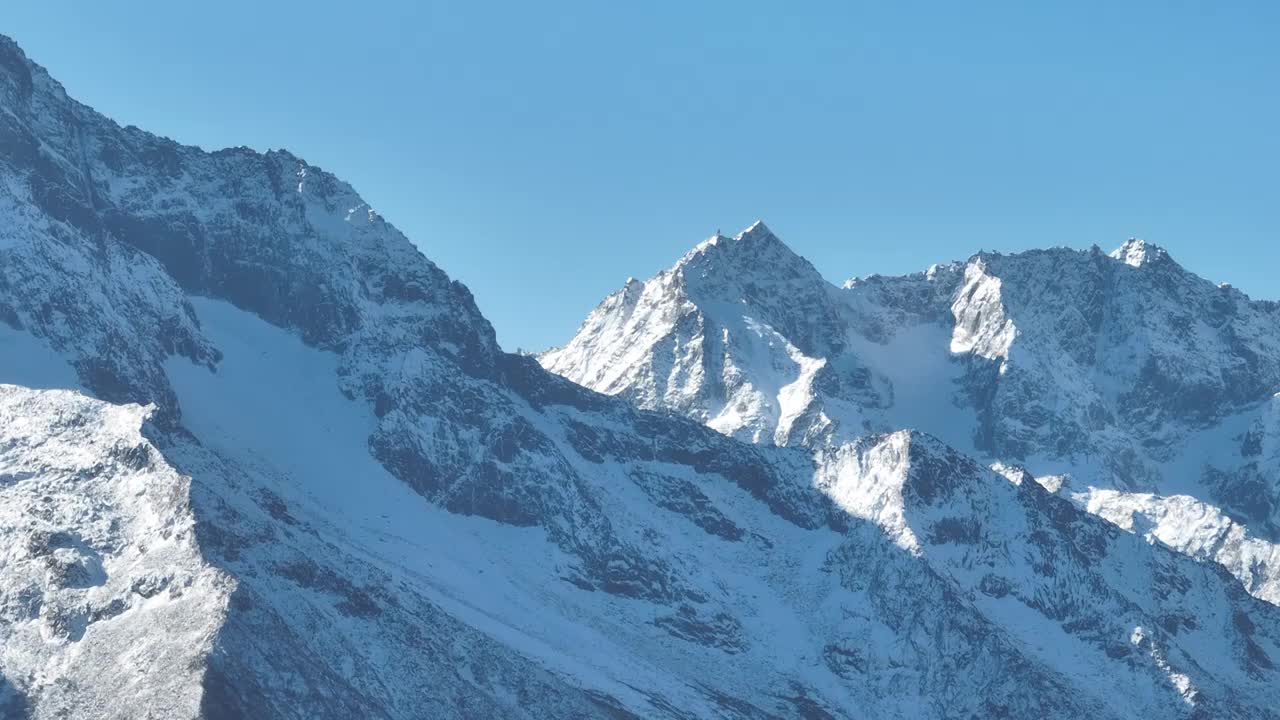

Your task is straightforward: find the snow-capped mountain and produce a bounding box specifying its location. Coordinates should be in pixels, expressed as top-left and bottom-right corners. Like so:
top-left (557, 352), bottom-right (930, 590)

top-left (4, 33), bottom-right (1280, 719)
top-left (543, 223), bottom-right (1280, 607)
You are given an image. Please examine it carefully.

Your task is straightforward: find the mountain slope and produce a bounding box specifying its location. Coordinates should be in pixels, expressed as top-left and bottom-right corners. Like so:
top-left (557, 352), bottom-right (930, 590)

top-left (3, 34), bottom-right (1280, 719)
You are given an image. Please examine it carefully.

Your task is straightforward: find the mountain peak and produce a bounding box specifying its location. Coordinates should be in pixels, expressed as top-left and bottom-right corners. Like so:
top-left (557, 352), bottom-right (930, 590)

top-left (739, 219), bottom-right (772, 238)
top-left (731, 219), bottom-right (779, 251)
top-left (1110, 237), bottom-right (1168, 268)
top-left (0, 33), bottom-right (37, 99)
top-left (676, 220), bottom-right (808, 276)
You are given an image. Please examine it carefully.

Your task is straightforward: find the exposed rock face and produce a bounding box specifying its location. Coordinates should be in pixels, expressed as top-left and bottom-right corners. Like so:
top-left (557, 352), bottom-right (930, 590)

top-left (2, 32), bottom-right (1280, 719)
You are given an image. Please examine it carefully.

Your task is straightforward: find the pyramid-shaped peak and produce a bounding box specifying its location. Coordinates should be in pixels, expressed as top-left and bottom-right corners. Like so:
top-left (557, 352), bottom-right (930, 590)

top-left (737, 220), bottom-right (773, 240)
top-left (671, 222), bottom-right (834, 293)
top-left (682, 220), bottom-right (792, 264)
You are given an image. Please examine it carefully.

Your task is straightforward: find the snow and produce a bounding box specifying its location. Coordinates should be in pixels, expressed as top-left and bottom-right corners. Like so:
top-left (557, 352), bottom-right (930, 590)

top-left (1078, 487), bottom-right (1280, 604)
top-left (161, 297), bottom-right (847, 716)
top-left (165, 298), bottom-right (387, 518)
top-left (949, 258), bottom-right (1017, 362)
top-left (0, 385), bottom-right (231, 719)
top-left (1110, 238), bottom-right (1163, 268)
top-left (155, 296), bottom-right (1275, 718)
top-left (814, 432), bottom-right (922, 551)
top-left (846, 321), bottom-right (979, 453)
top-left (164, 300), bottom-right (676, 706)
top-left (0, 324), bottom-right (80, 391)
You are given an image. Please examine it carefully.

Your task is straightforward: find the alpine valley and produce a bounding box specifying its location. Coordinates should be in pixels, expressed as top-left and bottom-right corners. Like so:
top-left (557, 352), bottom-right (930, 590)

top-left (2, 33), bottom-right (1280, 720)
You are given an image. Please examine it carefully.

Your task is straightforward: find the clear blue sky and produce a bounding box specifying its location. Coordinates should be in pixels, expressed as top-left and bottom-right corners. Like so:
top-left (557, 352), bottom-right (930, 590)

top-left (8, 2), bottom-right (1279, 351)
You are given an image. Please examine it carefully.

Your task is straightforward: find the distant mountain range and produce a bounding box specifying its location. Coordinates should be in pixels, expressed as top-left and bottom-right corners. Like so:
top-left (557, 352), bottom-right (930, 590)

top-left (542, 221), bottom-right (1280, 607)
top-left (2, 33), bottom-right (1279, 719)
